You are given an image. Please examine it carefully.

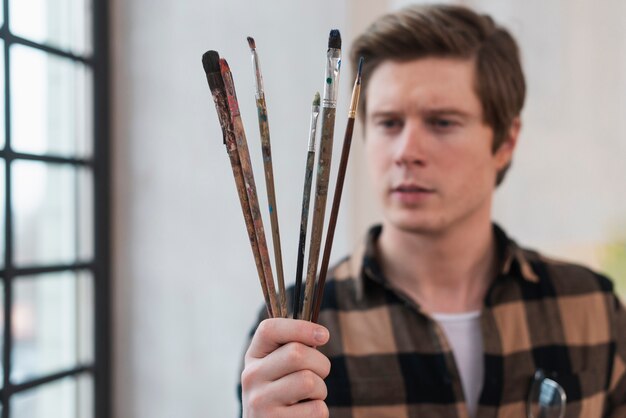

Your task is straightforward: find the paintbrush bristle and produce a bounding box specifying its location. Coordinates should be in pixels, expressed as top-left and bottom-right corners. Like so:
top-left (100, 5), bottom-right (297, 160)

top-left (328, 29), bottom-right (341, 49)
top-left (247, 36), bottom-right (256, 50)
top-left (357, 56), bottom-right (364, 83)
top-left (202, 50), bottom-right (221, 75)
top-left (313, 92), bottom-right (321, 106)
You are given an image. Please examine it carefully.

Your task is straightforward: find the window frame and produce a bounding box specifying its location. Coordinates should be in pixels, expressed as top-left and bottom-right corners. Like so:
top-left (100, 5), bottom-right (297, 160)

top-left (0, 0), bottom-right (110, 417)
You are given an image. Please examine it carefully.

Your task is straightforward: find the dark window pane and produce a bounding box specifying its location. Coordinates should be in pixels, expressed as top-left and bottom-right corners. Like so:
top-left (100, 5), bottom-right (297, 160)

top-left (0, 159), bottom-right (4, 269)
top-left (9, 0), bottom-right (92, 56)
top-left (12, 161), bottom-right (93, 267)
top-left (12, 271), bottom-right (94, 383)
top-left (0, 40), bottom-right (4, 150)
top-left (11, 374), bottom-right (94, 418)
top-left (11, 45), bottom-right (93, 158)
top-left (0, 280), bottom-right (3, 387)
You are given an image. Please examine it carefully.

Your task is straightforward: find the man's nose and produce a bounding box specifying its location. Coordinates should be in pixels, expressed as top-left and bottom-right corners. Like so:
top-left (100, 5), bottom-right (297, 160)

top-left (394, 121), bottom-right (428, 166)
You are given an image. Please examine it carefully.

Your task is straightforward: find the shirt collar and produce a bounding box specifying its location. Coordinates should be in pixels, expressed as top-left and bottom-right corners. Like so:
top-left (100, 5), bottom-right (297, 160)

top-left (351, 223), bottom-right (539, 287)
top-left (494, 223), bottom-right (539, 283)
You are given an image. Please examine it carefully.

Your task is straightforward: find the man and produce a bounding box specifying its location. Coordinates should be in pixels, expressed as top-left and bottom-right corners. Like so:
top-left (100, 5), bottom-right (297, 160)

top-left (240, 5), bottom-right (626, 418)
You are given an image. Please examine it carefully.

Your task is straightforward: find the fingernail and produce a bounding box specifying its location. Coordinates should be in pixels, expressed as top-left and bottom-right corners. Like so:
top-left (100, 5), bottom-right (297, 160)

top-left (314, 327), bottom-right (329, 344)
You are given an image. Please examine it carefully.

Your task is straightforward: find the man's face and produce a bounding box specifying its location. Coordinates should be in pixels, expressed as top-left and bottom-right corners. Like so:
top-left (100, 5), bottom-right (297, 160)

top-left (364, 58), bottom-right (516, 235)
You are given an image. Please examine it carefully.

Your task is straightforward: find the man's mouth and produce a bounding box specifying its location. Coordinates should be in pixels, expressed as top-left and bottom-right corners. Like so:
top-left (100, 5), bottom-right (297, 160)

top-left (391, 183), bottom-right (435, 193)
top-left (390, 183), bottom-right (435, 204)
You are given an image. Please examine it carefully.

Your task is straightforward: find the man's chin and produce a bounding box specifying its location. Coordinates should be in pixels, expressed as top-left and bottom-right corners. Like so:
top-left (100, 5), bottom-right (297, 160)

top-left (383, 214), bottom-right (445, 236)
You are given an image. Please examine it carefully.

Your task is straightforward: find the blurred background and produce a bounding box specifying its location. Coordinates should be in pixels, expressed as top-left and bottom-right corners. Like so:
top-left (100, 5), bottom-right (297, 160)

top-left (0, 0), bottom-right (624, 417)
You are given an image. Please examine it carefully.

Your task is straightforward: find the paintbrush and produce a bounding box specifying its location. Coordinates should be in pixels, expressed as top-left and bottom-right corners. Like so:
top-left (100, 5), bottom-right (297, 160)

top-left (293, 92), bottom-right (321, 319)
top-left (311, 57), bottom-right (364, 323)
top-left (302, 30), bottom-right (342, 321)
top-left (247, 37), bottom-right (287, 318)
top-left (219, 58), bottom-right (280, 317)
top-left (202, 50), bottom-right (274, 317)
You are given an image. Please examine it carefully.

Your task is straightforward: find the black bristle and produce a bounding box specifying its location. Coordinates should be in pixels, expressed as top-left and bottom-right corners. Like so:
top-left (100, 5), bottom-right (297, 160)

top-left (357, 56), bottom-right (364, 82)
top-left (202, 50), bottom-right (221, 74)
top-left (247, 36), bottom-right (256, 49)
top-left (328, 29), bottom-right (341, 49)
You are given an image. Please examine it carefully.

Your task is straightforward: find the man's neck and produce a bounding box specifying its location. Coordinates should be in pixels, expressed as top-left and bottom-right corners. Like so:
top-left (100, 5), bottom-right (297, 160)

top-left (377, 216), bottom-right (498, 314)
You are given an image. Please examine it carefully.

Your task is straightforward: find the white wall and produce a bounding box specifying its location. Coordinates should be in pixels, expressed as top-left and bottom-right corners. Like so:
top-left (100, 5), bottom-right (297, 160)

top-left (112, 1), bottom-right (356, 417)
top-left (475, 0), bottom-right (626, 261)
top-left (112, 1), bottom-right (626, 417)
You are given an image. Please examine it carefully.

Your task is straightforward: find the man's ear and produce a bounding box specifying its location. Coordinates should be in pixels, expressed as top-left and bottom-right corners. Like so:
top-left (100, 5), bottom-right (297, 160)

top-left (494, 117), bottom-right (521, 170)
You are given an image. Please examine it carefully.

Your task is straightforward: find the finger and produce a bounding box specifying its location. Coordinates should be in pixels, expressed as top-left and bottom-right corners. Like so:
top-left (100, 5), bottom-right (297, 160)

top-left (241, 342), bottom-right (330, 395)
top-left (246, 318), bottom-right (329, 359)
top-left (270, 369), bottom-right (328, 405)
top-left (262, 341), bottom-right (331, 382)
top-left (276, 400), bottom-right (329, 418)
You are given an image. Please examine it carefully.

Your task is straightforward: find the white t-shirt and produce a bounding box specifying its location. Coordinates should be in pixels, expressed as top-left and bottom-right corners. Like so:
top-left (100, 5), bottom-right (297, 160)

top-left (431, 311), bottom-right (484, 418)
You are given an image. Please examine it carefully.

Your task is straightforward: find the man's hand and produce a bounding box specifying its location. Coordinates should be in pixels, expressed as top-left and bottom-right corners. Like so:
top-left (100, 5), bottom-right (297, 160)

top-left (241, 318), bottom-right (331, 418)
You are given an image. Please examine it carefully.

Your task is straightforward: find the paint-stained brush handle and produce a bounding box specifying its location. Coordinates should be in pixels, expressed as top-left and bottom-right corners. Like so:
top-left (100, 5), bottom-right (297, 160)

top-left (312, 57), bottom-right (364, 323)
top-left (202, 50), bottom-right (274, 317)
top-left (302, 29), bottom-right (342, 321)
top-left (293, 92), bottom-right (320, 319)
top-left (220, 58), bottom-right (280, 317)
top-left (248, 37), bottom-right (287, 317)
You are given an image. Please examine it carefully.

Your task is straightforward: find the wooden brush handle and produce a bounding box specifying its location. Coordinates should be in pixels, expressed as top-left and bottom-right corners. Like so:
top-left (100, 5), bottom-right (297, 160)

top-left (256, 97), bottom-right (287, 318)
top-left (226, 148), bottom-right (273, 316)
top-left (302, 106), bottom-right (336, 321)
top-left (220, 59), bottom-right (280, 317)
top-left (311, 117), bottom-right (355, 323)
top-left (293, 150), bottom-right (316, 319)
top-left (233, 114), bottom-right (280, 318)
top-left (209, 81), bottom-right (274, 317)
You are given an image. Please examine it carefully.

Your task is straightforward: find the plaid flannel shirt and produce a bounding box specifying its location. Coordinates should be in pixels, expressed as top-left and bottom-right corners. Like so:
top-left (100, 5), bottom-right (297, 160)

top-left (242, 224), bottom-right (626, 418)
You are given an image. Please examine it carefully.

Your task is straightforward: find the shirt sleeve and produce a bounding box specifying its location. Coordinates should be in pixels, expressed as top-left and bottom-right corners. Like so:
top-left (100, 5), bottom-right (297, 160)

top-left (607, 293), bottom-right (626, 417)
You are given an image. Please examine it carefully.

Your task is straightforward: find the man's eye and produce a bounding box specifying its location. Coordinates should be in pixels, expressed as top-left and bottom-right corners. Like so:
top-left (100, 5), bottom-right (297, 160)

top-left (428, 118), bottom-right (458, 130)
top-left (378, 119), bottom-right (403, 129)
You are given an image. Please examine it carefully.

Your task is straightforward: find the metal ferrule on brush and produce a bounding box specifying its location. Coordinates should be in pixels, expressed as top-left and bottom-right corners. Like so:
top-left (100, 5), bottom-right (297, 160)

top-left (348, 79), bottom-right (361, 118)
top-left (349, 57), bottom-right (364, 119)
top-left (308, 104), bottom-right (320, 152)
top-left (207, 77), bottom-right (229, 145)
top-left (322, 49), bottom-right (341, 108)
top-left (251, 50), bottom-right (265, 100)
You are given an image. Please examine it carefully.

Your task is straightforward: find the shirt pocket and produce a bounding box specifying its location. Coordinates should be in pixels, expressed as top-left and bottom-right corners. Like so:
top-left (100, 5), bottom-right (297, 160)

top-left (555, 370), bottom-right (605, 418)
top-left (521, 370), bottom-right (606, 418)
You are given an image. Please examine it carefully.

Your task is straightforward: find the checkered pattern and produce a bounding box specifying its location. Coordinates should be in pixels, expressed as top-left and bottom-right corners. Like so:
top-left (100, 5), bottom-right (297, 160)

top-left (241, 225), bottom-right (626, 418)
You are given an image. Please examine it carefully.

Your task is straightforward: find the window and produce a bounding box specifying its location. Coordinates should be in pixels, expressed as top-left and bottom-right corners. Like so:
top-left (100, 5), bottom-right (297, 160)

top-left (0, 1), bottom-right (110, 417)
